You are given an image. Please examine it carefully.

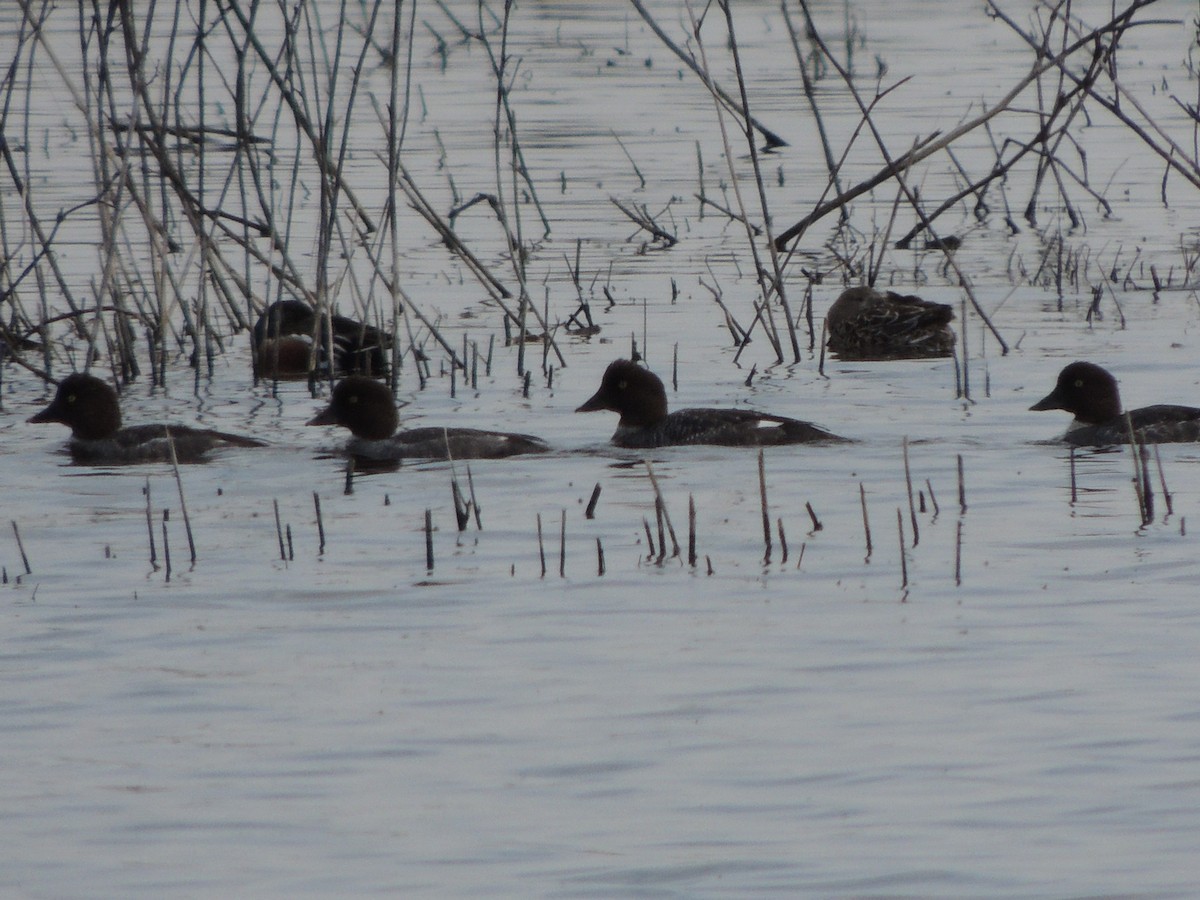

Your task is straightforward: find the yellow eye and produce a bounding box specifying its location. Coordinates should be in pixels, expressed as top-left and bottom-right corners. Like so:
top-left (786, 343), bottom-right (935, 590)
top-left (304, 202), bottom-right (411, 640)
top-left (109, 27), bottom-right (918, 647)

top-left (617, 380), bottom-right (627, 390)
top-left (67, 394), bottom-right (77, 403)
top-left (1074, 379), bottom-right (1083, 388)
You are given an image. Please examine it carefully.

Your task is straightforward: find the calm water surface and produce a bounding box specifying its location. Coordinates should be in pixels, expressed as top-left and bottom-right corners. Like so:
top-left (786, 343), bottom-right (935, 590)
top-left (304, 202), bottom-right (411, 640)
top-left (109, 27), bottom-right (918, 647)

top-left (3, 1), bottom-right (1200, 896)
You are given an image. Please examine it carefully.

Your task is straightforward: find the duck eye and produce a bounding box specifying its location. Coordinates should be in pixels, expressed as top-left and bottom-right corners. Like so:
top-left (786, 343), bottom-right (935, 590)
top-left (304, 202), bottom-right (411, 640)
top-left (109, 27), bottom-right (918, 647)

top-left (1074, 379), bottom-right (1084, 388)
top-left (348, 395), bottom-right (358, 405)
top-left (617, 379), bottom-right (627, 390)
top-left (67, 393), bottom-right (77, 404)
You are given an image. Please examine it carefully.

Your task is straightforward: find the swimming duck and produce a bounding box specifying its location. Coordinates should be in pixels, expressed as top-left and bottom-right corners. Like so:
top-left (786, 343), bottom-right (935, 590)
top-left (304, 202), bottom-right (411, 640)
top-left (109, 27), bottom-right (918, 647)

top-left (1030, 361), bottom-right (1200, 446)
top-left (253, 299), bottom-right (391, 379)
top-left (28, 373), bottom-right (266, 463)
top-left (306, 376), bottom-right (550, 460)
top-left (576, 359), bottom-right (848, 448)
top-left (825, 286), bottom-right (955, 359)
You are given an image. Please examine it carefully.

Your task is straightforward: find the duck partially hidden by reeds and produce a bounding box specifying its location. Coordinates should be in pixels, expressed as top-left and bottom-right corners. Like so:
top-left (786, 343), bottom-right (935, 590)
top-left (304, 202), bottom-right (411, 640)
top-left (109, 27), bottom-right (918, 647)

top-left (306, 376), bottom-right (550, 461)
top-left (825, 287), bottom-right (955, 360)
top-left (1030, 361), bottom-right (1200, 446)
top-left (28, 373), bottom-right (266, 463)
top-left (253, 299), bottom-right (391, 379)
top-left (576, 359), bottom-right (848, 448)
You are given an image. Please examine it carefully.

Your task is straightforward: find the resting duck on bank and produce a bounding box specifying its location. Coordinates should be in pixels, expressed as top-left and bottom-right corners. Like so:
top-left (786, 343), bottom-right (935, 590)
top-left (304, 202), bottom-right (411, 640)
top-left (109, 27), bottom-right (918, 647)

top-left (825, 286), bottom-right (955, 360)
top-left (1030, 361), bottom-right (1200, 446)
top-left (28, 373), bottom-right (266, 463)
top-left (253, 299), bottom-right (391, 379)
top-left (576, 359), bottom-right (848, 448)
top-left (306, 376), bottom-right (550, 460)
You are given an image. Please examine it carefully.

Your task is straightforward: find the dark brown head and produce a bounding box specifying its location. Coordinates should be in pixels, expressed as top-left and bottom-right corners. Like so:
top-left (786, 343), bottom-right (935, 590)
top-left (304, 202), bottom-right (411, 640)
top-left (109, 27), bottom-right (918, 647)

top-left (306, 376), bottom-right (399, 440)
top-left (576, 359), bottom-right (668, 428)
top-left (1030, 361), bottom-right (1122, 424)
top-left (28, 373), bottom-right (123, 440)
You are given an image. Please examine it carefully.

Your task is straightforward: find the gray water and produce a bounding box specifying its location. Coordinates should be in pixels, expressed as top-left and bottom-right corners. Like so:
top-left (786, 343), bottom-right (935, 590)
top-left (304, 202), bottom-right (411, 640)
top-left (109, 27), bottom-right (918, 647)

top-left (3, 1), bottom-right (1200, 896)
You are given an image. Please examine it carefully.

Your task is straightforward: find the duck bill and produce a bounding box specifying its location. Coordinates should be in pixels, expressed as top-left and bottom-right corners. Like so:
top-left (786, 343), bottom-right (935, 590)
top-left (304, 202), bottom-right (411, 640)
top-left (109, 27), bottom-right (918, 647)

top-left (1029, 389), bottom-right (1065, 412)
top-left (27, 403), bottom-right (63, 425)
top-left (306, 405), bottom-right (338, 427)
top-left (575, 390), bottom-right (608, 413)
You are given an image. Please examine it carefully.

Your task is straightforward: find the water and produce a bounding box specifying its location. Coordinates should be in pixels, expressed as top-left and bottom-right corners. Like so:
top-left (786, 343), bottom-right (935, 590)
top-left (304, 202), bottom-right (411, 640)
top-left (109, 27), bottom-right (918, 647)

top-left (3, 1), bottom-right (1200, 896)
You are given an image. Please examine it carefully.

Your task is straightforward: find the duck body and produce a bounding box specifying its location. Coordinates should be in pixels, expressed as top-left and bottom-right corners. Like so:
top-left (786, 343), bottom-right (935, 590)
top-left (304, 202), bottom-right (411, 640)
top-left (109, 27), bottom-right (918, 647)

top-left (307, 376), bottom-right (550, 461)
top-left (254, 300), bottom-right (391, 379)
top-left (28, 373), bottom-right (265, 463)
top-left (342, 427), bottom-right (550, 462)
top-left (1031, 361), bottom-right (1200, 446)
top-left (826, 286), bottom-right (955, 360)
top-left (576, 359), bottom-right (848, 448)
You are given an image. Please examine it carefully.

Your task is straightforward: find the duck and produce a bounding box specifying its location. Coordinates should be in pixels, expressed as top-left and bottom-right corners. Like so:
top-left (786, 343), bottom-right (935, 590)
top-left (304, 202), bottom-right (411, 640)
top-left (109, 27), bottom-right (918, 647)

top-left (306, 376), bottom-right (550, 460)
top-left (575, 359), bottom-right (848, 448)
top-left (253, 299), bottom-right (391, 379)
top-left (1030, 361), bottom-right (1200, 446)
top-left (28, 372), bottom-right (266, 463)
top-left (825, 286), bottom-right (955, 359)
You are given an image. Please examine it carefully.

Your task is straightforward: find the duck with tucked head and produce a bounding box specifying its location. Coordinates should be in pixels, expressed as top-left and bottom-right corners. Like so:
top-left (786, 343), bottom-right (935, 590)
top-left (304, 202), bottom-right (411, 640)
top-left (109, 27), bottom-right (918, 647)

top-left (306, 376), bottom-right (550, 461)
top-left (825, 286), bottom-right (955, 360)
top-left (1030, 361), bottom-right (1200, 446)
top-left (253, 299), bottom-right (391, 379)
top-left (28, 373), bottom-right (266, 463)
top-left (576, 359), bottom-right (848, 448)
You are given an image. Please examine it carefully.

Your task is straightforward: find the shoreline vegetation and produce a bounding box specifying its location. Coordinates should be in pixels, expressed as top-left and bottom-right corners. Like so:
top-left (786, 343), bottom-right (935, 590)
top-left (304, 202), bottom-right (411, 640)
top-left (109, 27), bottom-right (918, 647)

top-left (1, 1), bottom-right (1195, 392)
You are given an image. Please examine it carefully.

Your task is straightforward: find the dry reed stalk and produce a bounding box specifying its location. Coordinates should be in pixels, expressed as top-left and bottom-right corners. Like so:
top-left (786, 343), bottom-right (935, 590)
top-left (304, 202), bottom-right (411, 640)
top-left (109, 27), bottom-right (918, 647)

top-left (642, 518), bottom-right (656, 560)
top-left (957, 455), bottom-right (967, 514)
top-left (777, 1), bottom-right (1143, 249)
top-left (805, 502), bottom-right (822, 533)
top-left (902, 437), bottom-right (919, 548)
top-left (537, 513), bottom-right (546, 578)
top-left (425, 509), bottom-right (435, 572)
top-left (758, 450), bottom-right (772, 564)
top-left (396, 169), bottom-right (565, 368)
top-left (313, 492), bottom-right (326, 555)
top-left (716, 1), bottom-right (801, 361)
top-left (161, 509), bottom-right (172, 583)
top-left (1125, 414), bottom-right (1150, 525)
top-left (143, 479), bottom-right (157, 568)
top-left (777, 518), bottom-right (789, 565)
top-left (10, 521), bottom-right (31, 576)
top-left (780, 3), bottom-right (845, 202)
top-left (596, 538), bottom-right (605, 577)
top-left (688, 494), bottom-right (697, 568)
top-left (683, 5), bottom-right (786, 364)
top-left (991, 2), bottom-right (1200, 192)
top-left (630, 0), bottom-right (787, 149)
top-left (927, 480), bottom-right (942, 519)
top-left (585, 484), bottom-right (602, 520)
top-left (1152, 445), bottom-right (1173, 516)
top-left (896, 508), bottom-right (908, 591)
top-left (559, 510), bottom-right (567, 578)
top-left (643, 461), bottom-right (680, 558)
top-left (859, 482), bottom-right (872, 562)
top-left (451, 476), bottom-right (471, 532)
top-left (164, 429), bottom-right (196, 565)
top-left (955, 520), bottom-right (963, 587)
top-left (1140, 444), bottom-right (1155, 526)
top-left (1069, 447), bottom-right (1078, 505)
top-left (466, 466), bottom-right (482, 530)
top-left (273, 499), bottom-right (287, 561)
